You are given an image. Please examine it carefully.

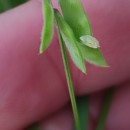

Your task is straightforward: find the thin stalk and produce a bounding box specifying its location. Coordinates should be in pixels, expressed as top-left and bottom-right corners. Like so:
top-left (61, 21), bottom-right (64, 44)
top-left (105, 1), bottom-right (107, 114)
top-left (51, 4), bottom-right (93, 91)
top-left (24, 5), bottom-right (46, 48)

top-left (58, 31), bottom-right (80, 130)
top-left (26, 31), bottom-right (81, 130)
top-left (74, 96), bottom-right (89, 130)
top-left (96, 88), bottom-right (114, 130)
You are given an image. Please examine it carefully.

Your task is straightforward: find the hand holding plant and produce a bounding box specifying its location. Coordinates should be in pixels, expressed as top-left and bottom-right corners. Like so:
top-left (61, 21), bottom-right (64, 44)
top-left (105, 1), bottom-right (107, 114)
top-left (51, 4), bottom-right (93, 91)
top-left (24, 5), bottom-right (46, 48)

top-left (0, 0), bottom-right (130, 130)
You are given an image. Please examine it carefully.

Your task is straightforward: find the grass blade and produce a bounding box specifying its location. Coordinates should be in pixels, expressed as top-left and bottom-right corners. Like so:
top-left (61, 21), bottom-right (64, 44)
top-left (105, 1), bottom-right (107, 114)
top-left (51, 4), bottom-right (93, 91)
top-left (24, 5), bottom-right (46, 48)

top-left (58, 0), bottom-right (92, 38)
top-left (54, 9), bottom-right (86, 73)
top-left (79, 45), bottom-right (108, 67)
top-left (39, 0), bottom-right (54, 53)
top-left (74, 96), bottom-right (89, 130)
top-left (96, 88), bottom-right (114, 130)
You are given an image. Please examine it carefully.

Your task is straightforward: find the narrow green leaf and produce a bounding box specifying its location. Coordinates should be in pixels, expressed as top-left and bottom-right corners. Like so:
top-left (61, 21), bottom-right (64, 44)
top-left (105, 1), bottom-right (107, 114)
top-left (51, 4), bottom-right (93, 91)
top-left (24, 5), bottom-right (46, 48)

top-left (96, 88), bottom-right (114, 130)
top-left (54, 9), bottom-right (86, 73)
top-left (79, 45), bottom-right (108, 67)
top-left (55, 17), bottom-right (81, 130)
top-left (58, 0), bottom-right (91, 38)
top-left (74, 96), bottom-right (89, 130)
top-left (0, 0), bottom-right (28, 13)
top-left (39, 0), bottom-right (54, 53)
top-left (58, 0), bottom-right (108, 67)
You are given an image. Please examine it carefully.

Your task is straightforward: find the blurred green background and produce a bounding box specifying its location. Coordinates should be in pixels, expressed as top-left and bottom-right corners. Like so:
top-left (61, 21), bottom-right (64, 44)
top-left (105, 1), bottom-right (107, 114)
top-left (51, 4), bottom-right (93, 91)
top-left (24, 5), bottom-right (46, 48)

top-left (0, 0), bottom-right (28, 13)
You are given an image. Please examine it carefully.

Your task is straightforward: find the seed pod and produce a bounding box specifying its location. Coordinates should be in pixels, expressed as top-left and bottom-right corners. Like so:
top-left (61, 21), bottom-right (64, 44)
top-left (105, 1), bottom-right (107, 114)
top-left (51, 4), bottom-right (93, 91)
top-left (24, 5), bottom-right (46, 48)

top-left (80, 35), bottom-right (100, 49)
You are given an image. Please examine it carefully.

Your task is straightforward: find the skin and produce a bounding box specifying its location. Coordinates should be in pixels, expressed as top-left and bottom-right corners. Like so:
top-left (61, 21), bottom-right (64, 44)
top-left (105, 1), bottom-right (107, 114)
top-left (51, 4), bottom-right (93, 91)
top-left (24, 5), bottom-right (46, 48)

top-left (0, 0), bottom-right (130, 130)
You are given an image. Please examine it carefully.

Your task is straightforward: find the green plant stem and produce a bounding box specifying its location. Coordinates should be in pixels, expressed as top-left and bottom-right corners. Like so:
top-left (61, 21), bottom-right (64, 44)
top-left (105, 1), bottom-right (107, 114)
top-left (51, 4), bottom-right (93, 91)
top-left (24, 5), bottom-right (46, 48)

top-left (74, 96), bottom-right (89, 130)
top-left (26, 30), bottom-right (81, 130)
top-left (58, 31), bottom-right (80, 130)
top-left (96, 88), bottom-right (114, 130)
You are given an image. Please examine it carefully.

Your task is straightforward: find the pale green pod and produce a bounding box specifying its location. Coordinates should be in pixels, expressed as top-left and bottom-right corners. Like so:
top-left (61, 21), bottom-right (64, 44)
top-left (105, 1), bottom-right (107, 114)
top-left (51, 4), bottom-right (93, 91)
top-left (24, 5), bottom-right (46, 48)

top-left (39, 0), bottom-right (54, 53)
top-left (80, 35), bottom-right (100, 49)
top-left (54, 10), bottom-right (86, 73)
